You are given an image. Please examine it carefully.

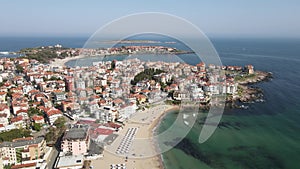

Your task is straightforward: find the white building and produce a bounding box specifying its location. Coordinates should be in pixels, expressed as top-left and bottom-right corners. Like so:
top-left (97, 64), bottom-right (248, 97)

top-left (45, 108), bottom-right (63, 125)
top-left (95, 106), bottom-right (118, 123)
top-left (54, 155), bottom-right (84, 169)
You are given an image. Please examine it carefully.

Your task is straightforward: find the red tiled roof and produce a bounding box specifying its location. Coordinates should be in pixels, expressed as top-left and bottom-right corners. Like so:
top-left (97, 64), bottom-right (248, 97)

top-left (0, 104), bottom-right (9, 111)
top-left (113, 98), bottom-right (124, 104)
top-left (94, 128), bottom-right (114, 135)
top-left (16, 109), bottom-right (28, 115)
top-left (46, 108), bottom-right (62, 116)
top-left (28, 89), bottom-right (39, 94)
top-left (11, 162), bottom-right (36, 169)
top-left (12, 137), bottom-right (34, 142)
top-left (11, 116), bottom-right (23, 123)
top-left (136, 94), bottom-right (146, 99)
top-left (0, 113), bottom-right (7, 118)
top-left (104, 122), bottom-right (122, 129)
top-left (35, 93), bottom-right (45, 98)
top-left (32, 115), bottom-right (44, 121)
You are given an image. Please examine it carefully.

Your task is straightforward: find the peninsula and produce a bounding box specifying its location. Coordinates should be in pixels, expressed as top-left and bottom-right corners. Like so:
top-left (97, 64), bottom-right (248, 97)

top-left (17, 44), bottom-right (194, 64)
top-left (0, 44), bottom-right (271, 169)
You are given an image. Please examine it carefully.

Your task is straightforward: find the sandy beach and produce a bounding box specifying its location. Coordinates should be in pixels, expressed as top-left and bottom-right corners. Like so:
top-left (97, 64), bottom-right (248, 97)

top-left (91, 104), bottom-right (179, 169)
top-left (49, 55), bottom-right (85, 67)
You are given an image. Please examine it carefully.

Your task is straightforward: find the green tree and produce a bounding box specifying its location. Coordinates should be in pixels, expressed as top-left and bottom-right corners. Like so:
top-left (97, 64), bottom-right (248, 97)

top-left (16, 64), bottom-right (24, 73)
top-left (33, 123), bottom-right (42, 131)
top-left (4, 164), bottom-right (12, 169)
top-left (28, 107), bottom-right (43, 117)
top-left (131, 68), bottom-right (165, 85)
top-left (45, 127), bottom-right (56, 142)
top-left (54, 117), bottom-right (66, 129)
top-left (111, 60), bottom-right (116, 70)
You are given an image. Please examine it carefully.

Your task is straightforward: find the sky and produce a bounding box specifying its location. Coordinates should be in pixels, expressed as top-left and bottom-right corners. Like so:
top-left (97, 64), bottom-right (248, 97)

top-left (0, 0), bottom-right (299, 38)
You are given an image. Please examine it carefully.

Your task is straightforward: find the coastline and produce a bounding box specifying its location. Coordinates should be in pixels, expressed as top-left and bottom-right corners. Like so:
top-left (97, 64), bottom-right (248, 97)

top-left (91, 104), bottom-right (179, 169)
top-left (150, 105), bottom-right (180, 169)
top-left (49, 55), bottom-right (85, 67)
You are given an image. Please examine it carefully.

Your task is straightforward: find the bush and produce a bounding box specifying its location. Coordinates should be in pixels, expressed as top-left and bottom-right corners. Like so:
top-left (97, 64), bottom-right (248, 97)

top-left (0, 129), bottom-right (32, 142)
top-left (33, 123), bottom-right (42, 131)
top-left (131, 68), bottom-right (165, 85)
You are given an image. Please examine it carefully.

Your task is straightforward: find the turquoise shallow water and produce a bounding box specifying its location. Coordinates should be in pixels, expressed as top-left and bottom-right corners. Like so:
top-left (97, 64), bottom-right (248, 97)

top-left (158, 109), bottom-right (300, 169)
top-left (157, 39), bottom-right (300, 169)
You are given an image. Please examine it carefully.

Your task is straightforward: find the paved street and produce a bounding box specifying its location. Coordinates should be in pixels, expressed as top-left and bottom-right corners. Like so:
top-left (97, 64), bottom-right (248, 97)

top-left (46, 147), bottom-right (59, 169)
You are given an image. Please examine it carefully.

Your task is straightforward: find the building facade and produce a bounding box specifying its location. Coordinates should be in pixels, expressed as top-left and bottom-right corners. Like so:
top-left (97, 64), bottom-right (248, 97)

top-left (61, 125), bottom-right (90, 156)
top-left (0, 137), bottom-right (46, 165)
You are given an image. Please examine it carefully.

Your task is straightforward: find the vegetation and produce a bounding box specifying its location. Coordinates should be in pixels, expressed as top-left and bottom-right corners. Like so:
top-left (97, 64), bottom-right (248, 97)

top-left (16, 64), bottom-right (24, 73)
top-left (165, 100), bottom-right (181, 105)
top-left (3, 164), bottom-right (12, 169)
top-left (234, 73), bottom-right (256, 81)
top-left (0, 129), bottom-right (32, 142)
top-left (237, 85), bottom-right (243, 97)
top-left (45, 117), bottom-right (67, 143)
top-left (54, 117), bottom-right (66, 129)
top-left (45, 127), bottom-right (56, 142)
top-left (131, 68), bottom-right (165, 85)
top-left (0, 79), bottom-right (7, 87)
top-left (28, 107), bottom-right (43, 117)
top-left (20, 47), bottom-right (73, 63)
top-left (33, 123), bottom-right (42, 131)
top-left (111, 60), bottom-right (116, 70)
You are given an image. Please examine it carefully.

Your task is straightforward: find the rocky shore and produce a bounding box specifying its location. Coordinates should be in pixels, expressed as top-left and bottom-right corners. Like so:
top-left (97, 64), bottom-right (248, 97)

top-left (228, 71), bottom-right (273, 108)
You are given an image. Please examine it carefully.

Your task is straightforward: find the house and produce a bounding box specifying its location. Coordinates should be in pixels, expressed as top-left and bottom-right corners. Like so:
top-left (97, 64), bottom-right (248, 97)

top-left (16, 109), bottom-right (28, 120)
top-left (93, 86), bottom-right (102, 94)
top-left (170, 84), bottom-right (179, 91)
top-left (173, 91), bottom-right (189, 101)
top-left (245, 65), bottom-right (254, 74)
top-left (0, 113), bottom-right (9, 127)
top-left (45, 108), bottom-right (63, 125)
top-left (112, 98), bottom-right (125, 107)
top-left (34, 93), bottom-right (46, 102)
top-left (136, 94), bottom-right (147, 104)
top-left (0, 137), bottom-right (46, 165)
top-left (196, 62), bottom-right (206, 72)
top-left (31, 115), bottom-right (45, 124)
top-left (61, 100), bottom-right (80, 112)
top-left (88, 101), bottom-right (100, 114)
top-left (0, 104), bottom-right (10, 118)
top-left (96, 106), bottom-right (119, 123)
top-left (10, 116), bottom-right (25, 128)
top-left (0, 92), bottom-right (6, 103)
top-left (41, 98), bottom-right (52, 108)
top-left (12, 103), bottom-right (29, 115)
top-left (61, 125), bottom-right (90, 156)
top-left (226, 82), bottom-right (238, 94)
top-left (52, 90), bottom-right (66, 102)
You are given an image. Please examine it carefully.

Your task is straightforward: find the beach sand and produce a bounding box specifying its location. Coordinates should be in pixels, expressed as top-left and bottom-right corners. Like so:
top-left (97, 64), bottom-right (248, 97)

top-left (50, 55), bottom-right (180, 168)
top-left (49, 55), bottom-right (84, 67)
top-left (91, 104), bottom-right (179, 169)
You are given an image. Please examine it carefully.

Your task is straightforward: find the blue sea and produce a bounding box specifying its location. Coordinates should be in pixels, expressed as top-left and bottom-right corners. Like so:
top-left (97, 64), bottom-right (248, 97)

top-left (0, 36), bottom-right (299, 169)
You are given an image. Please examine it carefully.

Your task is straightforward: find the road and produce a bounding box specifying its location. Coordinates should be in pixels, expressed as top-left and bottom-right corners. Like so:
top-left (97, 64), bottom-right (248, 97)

top-left (46, 147), bottom-right (59, 169)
